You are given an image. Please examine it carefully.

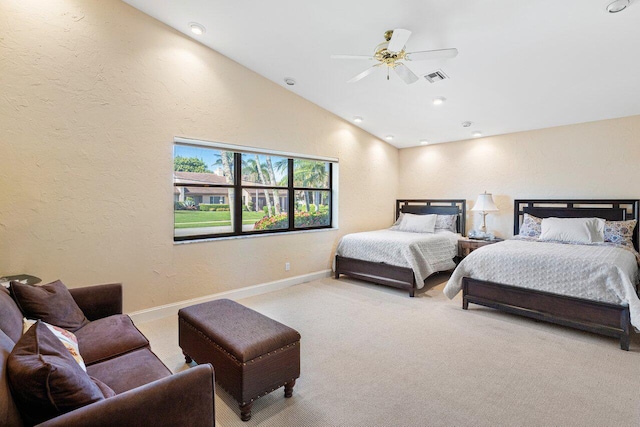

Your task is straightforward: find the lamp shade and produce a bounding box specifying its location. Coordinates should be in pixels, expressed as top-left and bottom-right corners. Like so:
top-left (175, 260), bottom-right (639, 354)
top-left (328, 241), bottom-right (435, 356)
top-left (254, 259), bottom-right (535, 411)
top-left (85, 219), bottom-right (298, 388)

top-left (471, 192), bottom-right (498, 212)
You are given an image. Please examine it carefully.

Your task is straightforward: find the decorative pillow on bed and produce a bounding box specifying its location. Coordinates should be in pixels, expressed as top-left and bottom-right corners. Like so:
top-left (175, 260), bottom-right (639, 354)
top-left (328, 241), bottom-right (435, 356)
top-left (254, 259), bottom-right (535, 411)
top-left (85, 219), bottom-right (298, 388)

top-left (604, 219), bottom-right (637, 247)
top-left (397, 213), bottom-right (437, 233)
top-left (518, 213), bottom-right (542, 238)
top-left (435, 214), bottom-right (457, 233)
top-left (539, 217), bottom-right (605, 243)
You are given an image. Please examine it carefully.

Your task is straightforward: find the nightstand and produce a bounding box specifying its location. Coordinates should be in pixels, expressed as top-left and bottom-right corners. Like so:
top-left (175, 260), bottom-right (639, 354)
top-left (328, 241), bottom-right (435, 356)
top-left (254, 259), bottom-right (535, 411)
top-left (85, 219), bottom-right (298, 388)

top-left (458, 238), bottom-right (504, 259)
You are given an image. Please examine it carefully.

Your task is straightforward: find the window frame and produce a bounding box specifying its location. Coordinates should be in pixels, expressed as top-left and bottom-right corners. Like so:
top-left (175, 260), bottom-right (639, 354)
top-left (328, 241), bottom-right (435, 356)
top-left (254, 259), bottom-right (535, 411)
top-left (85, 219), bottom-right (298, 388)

top-left (173, 138), bottom-right (337, 242)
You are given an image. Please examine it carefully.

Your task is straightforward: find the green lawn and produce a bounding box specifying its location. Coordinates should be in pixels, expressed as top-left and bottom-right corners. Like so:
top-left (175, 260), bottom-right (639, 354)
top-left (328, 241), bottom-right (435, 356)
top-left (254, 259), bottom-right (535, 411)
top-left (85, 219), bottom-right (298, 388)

top-left (174, 210), bottom-right (266, 228)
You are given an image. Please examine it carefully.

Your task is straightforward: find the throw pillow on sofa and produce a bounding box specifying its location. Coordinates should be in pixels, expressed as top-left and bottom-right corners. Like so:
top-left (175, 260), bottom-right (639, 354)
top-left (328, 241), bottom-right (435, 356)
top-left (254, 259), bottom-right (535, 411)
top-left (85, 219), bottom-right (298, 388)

top-left (7, 321), bottom-right (111, 425)
top-left (10, 280), bottom-right (89, 332)
top-left (23, 318), bottom-right (87, 371)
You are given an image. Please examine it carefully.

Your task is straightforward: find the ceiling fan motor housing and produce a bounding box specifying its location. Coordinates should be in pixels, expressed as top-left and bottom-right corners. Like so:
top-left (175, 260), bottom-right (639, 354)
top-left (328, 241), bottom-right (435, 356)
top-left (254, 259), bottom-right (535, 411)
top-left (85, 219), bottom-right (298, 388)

top-left (374, 42), bottom-right (406, 67)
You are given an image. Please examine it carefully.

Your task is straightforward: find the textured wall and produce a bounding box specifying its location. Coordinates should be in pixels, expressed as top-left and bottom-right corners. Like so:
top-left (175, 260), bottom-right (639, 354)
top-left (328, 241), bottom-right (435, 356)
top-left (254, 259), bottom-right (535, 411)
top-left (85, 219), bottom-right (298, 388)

top-left (399, 115), bottom-right (640, 237)
top-left (0, 0), bottom-right (399, 311)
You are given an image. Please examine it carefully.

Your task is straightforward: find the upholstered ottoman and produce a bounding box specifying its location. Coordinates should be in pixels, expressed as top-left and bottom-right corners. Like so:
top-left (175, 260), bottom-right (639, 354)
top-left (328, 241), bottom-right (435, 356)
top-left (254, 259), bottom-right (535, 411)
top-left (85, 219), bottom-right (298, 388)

top-left (178, 299), bottom-right (300, 421)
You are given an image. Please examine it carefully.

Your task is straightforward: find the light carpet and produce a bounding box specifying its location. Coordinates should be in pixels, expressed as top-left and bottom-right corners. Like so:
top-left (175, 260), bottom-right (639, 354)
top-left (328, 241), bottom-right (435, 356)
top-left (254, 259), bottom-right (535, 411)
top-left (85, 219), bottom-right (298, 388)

top-left (136, 274), bottom-right (640, 426)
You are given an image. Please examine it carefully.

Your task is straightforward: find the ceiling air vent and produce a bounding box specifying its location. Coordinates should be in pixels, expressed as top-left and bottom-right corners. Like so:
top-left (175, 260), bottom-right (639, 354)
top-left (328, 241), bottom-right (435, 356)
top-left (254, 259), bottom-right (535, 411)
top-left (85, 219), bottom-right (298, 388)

top-left (423, 70), bottom-right (448, 83)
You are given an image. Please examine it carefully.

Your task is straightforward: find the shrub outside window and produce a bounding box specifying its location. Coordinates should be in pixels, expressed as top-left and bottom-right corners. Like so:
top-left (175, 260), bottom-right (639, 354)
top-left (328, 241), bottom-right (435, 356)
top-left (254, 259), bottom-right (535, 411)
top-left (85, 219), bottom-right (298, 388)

top-left (173, 140), bottom-right (335, 241)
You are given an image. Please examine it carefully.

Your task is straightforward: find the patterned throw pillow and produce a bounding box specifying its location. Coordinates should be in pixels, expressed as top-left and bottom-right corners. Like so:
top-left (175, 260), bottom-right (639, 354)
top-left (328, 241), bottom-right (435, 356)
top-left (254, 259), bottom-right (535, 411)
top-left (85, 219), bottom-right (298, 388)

top-left (7, 321), bottom-right (106, 426)
top-left (23, 318), bottom-right (87, 372)
top-left (519, 213), bottom-right (542, 238)
top-left (604, 219), bottom-right (637, 247)
top-left (435, 214), bottom-right (457, 232)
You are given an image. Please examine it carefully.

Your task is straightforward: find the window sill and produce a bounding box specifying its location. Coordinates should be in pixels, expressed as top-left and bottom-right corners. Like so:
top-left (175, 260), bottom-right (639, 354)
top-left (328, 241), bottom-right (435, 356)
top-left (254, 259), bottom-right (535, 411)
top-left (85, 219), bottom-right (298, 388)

top-left (173, 226), bottom-right (339, 245)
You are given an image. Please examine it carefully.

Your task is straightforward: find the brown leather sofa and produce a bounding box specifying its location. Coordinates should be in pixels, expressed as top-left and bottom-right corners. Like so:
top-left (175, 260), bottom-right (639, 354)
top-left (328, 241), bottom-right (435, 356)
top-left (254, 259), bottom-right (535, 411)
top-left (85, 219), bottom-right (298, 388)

top-left (0, 283), bottom-right (215, 426)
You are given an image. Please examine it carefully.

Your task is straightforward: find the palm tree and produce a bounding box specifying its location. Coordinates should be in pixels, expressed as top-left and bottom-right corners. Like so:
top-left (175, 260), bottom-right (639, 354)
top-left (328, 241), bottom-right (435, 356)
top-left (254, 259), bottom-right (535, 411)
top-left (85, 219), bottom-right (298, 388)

top-left (243, 157), bottom-right (273, 217)
top-left (293, 160), bottom-right (328, 212)
top-left (264, 156), bottom-right (282, 215)
top-left (213, 151), bottom-right (234, 219)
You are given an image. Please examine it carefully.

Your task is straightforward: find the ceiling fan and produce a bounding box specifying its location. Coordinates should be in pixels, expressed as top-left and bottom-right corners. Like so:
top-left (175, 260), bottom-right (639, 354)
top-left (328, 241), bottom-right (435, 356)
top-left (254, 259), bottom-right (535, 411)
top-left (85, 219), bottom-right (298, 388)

top-left (331, 29), bottom-right (458, 84)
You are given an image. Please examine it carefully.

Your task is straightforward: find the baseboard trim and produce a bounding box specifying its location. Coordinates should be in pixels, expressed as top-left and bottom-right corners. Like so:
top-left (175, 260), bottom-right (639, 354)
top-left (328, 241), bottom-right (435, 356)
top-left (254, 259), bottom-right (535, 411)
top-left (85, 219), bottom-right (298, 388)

top-left (129, 270), bottom-right (331, 324)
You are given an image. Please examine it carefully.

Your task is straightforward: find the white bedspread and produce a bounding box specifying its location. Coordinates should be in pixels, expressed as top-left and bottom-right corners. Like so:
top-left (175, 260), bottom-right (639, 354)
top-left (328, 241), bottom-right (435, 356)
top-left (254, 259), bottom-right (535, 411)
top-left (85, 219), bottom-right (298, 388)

top-left (444, 239), bottom-right (640, 328)
top-left (335, 229), bottom-right (459, 289)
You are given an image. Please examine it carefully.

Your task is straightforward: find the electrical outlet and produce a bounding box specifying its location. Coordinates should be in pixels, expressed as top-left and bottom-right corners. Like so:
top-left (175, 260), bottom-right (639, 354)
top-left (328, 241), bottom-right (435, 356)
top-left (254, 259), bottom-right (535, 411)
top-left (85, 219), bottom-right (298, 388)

top-left (285, 262), bottom-right (290, 271)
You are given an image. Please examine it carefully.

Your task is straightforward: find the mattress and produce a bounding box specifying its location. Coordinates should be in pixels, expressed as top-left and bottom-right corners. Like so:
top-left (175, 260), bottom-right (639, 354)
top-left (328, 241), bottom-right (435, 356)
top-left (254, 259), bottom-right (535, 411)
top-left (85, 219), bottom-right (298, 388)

top-left (444, 238), bottom-right (640, 328)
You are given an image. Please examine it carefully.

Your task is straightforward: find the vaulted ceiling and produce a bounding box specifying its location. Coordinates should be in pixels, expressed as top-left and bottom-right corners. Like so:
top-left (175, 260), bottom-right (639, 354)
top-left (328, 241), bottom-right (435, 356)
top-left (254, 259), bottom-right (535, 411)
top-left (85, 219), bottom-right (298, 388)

top-left (123, 0), bottom-right (640, 148)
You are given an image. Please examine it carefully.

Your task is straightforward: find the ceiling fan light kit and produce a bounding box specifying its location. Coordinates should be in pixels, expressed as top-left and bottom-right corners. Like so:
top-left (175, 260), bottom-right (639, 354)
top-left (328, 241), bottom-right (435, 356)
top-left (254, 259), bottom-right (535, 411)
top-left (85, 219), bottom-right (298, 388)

top-left (332, 28), bottom-right (458, 85)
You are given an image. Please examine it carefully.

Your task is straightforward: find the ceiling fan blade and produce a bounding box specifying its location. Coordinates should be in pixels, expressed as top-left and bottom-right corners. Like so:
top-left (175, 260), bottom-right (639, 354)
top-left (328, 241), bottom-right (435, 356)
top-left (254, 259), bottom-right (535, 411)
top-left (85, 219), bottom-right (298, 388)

top-left (331, 54), bottom-right (375, 60)
top-left (387, 28), bottom-right (411, 53)
top-left (405, 48), bottom-right (459, 61)
top-left (394, 63), bottom-right (419, 85)
top-left (347, 64), bottom-right (382, 83)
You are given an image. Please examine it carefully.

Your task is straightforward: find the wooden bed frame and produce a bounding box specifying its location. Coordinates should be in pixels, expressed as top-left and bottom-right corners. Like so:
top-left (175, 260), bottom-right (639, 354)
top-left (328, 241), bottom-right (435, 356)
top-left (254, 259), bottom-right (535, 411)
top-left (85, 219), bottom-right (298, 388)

top-left (462, 199), bottom-right (640, 350)
top-left (335, 199), bottom-right (466, 297)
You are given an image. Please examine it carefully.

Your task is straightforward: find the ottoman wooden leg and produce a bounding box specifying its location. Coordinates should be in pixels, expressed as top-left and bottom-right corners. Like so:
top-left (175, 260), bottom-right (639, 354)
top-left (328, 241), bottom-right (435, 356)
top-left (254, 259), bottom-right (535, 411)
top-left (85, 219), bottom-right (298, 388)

top-left (183, 351), bottom-right (192, 363)
top-left (240, 402), bottom-right (253, 422)
top-left (284, 379), bottom-right (296, 398)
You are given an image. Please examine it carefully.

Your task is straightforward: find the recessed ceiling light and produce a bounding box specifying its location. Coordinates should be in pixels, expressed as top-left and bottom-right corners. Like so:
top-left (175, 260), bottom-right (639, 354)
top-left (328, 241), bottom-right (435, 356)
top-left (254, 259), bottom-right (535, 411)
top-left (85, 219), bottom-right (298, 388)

top-left (385, 135), bottom-right (394, 141)
top-left (420, 139), bottom-right (429, 145)
top-left (472, 131), bottom-right (483, 138)
top-left (189, 22), bottom-right (206, 35)
top-left (433, 97), bottom-right (446, 106)
top-left (606, 0), bottom-right (629, 13)
top-left (353, 116), bottom-right (363, 123)
top-left (462, 121), bottom-right (472, 128)
top-left (284, 78), bottom-right (296, 86)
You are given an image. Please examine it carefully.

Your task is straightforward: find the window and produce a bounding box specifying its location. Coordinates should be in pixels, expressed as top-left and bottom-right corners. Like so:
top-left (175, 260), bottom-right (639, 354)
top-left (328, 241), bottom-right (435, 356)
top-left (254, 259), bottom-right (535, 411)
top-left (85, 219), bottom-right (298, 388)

top-left (173, 139), bottom-right (336, 241)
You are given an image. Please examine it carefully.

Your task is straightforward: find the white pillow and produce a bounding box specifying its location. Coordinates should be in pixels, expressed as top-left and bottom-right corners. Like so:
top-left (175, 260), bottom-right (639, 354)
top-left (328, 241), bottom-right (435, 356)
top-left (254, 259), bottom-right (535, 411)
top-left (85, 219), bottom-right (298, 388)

top-left (539, 217), bottom-right (605, 243)
top-left (397, 213), bottom-right (437, 233)
top-left (390, 212), bottom-right (404, 229)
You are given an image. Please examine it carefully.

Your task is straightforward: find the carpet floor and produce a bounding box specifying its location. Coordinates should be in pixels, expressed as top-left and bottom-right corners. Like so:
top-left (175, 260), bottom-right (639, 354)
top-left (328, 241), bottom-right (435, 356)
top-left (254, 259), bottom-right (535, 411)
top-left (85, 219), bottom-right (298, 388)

top-left (136, 274), bottom-right (640, 426)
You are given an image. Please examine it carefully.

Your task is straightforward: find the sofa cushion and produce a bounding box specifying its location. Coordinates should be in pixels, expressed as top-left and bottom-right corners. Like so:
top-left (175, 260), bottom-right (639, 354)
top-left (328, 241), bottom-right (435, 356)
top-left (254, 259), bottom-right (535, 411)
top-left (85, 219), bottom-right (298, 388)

top-left (0, 329), bottom-right (23, 427)
top-left (74, 315), bottom-right (149, 365)
top-left (10, 280), bottom-right (89, 332)
top-left (7, 321), bottom-right (105, 425)
top-left (86, 347), bottom-right (172, 394)
top-left (0, 288), bottom-right (23, 343)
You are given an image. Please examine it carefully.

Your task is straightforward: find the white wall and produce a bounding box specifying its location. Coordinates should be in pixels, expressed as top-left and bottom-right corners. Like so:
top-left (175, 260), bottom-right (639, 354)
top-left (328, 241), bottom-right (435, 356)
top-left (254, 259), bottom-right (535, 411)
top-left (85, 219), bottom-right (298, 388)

top-left (399, 115), bottom-right (640, 237)
top-left (0, 0), bottom-right (399, 312)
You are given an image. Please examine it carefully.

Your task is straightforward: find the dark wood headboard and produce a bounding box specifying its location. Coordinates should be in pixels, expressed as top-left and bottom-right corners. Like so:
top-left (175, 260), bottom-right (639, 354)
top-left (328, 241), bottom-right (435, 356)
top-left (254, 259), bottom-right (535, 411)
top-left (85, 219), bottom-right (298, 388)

top-left (396, 199), bottom-right (466, 236)
top-left (514, 199), bottom-right (640, 251)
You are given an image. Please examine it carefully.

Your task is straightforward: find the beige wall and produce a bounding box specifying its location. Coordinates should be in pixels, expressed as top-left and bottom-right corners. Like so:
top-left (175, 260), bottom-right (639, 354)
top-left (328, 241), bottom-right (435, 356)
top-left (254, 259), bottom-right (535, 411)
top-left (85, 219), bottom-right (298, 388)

top-left (399, 114), bottom-right (640, 237)
top-left (0, 0), bottom-right (399, 312)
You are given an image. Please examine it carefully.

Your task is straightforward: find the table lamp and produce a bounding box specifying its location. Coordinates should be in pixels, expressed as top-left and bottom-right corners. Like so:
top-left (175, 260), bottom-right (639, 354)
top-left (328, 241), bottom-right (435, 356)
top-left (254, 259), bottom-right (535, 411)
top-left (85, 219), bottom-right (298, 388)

top-left (471, 191), bottom-right (498, 237)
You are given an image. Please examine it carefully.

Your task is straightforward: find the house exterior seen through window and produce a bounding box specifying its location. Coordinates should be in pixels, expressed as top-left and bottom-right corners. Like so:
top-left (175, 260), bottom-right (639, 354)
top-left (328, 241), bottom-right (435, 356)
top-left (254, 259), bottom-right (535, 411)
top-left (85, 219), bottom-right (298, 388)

top-left (173, 139), bottom-right (336, 241)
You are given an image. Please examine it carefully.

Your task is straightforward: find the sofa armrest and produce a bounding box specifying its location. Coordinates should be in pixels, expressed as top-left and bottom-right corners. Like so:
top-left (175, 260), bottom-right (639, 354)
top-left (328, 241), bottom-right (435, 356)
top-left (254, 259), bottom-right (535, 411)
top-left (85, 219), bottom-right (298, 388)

top-left (68, 283), bottom-right (123, 321)
top-left (37, 364), bottom-right (215, 427)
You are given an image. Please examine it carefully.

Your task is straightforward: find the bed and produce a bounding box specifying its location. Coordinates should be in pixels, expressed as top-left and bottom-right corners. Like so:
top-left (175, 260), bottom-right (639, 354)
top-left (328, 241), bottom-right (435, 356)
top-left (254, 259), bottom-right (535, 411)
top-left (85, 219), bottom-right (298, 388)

top-left (335, 199), bottom-right (466, 297)
top-left (444, 199), bottom-right (640, 350)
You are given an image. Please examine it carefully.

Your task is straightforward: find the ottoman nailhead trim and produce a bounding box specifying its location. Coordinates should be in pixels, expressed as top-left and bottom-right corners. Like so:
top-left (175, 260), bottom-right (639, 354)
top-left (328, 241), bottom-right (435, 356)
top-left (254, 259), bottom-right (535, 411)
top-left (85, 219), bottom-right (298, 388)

top-left (180, 318), bottom-right (300, 404)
